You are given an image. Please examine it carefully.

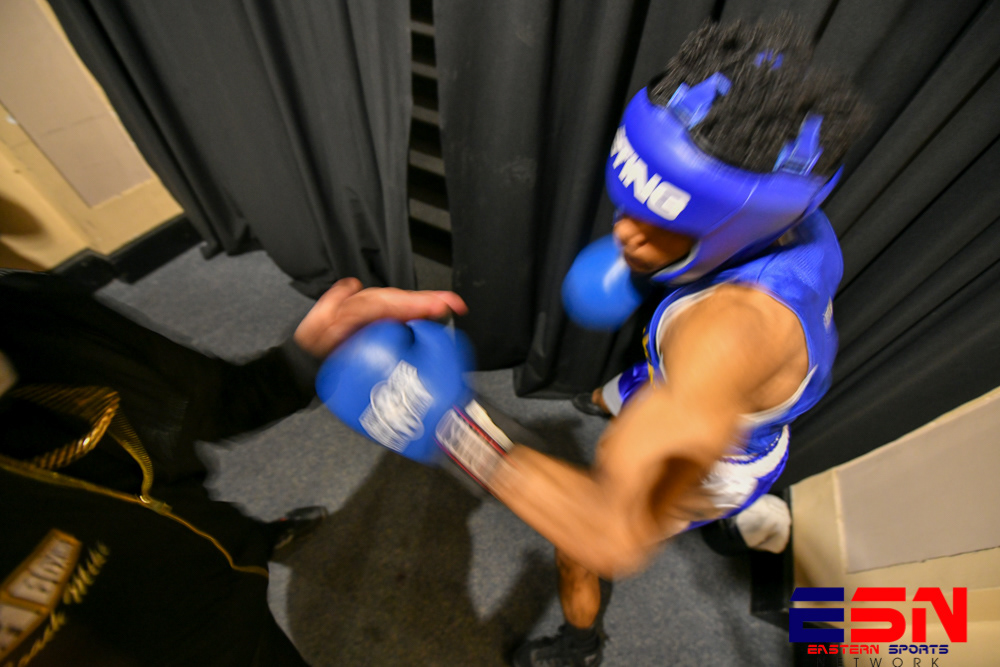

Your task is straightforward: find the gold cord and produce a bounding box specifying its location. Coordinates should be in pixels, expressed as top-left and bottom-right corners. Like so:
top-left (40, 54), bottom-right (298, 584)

top-left (2, 385), bottom-right (268, 578)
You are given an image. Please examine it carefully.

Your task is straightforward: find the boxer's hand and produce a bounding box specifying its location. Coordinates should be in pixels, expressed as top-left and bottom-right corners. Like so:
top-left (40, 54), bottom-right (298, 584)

top-left (561, 235), bottom-right (649, 330)
top-left (316, 319), bottom-right (515, 490)
top-left (295, 277), bottom-right (468, 359)
top-left (316, 318), bottom-right (474, 464)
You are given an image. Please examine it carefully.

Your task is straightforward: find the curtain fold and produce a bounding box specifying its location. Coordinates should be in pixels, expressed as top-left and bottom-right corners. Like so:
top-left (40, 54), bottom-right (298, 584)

top-left (436, 0), bottom-right (1000, 483)
top-left (434, 0), bottom-right (649, 373)
top-left (435, 0), bottom-right (714, 382)
top-left (48, 0), bottom-right (413, 296)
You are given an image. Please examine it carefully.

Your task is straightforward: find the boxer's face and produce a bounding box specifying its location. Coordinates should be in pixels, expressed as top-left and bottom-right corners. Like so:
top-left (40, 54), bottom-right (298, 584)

top-left (613, 215), bottom-right (694, 274)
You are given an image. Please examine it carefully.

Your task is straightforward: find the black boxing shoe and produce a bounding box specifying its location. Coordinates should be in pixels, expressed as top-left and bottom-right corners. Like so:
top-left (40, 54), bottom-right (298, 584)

top-left (570, 393), bottom-right (611, 419)
top-left (512, 624), bottom-right (603, 667)
top-left (267, 505), bottom-right (328, 555)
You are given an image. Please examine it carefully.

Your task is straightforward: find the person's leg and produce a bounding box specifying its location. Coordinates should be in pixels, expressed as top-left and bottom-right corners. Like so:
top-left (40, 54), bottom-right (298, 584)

top-left (571, 361), bottom-right (651, 419)
top-left (587, 388), bottom-right (611, 416)
top-left (570, 382), bottom-right (614, 417)
top-left (512, 549), bottom-right (604, 666)
top-left (557, 549), bottom-right (601, 629)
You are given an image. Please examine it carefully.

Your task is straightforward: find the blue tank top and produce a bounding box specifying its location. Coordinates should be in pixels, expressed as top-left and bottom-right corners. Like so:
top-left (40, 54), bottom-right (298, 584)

top-left (643, 210), bottom-right (843, 455)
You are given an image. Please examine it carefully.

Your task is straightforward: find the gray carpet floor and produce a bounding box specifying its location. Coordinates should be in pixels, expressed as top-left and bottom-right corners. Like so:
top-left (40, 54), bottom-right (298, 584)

top-left (97, 247), bottom-right (791, 666)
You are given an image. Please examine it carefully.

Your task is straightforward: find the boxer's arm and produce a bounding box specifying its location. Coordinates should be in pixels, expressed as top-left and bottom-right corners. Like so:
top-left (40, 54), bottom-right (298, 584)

top-left (492, 286), bottom-right (805, 577)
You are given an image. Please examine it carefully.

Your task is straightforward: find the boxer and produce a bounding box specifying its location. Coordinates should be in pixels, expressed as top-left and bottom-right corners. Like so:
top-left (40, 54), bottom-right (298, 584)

top-left (320, 16), bottom-right (871, 666)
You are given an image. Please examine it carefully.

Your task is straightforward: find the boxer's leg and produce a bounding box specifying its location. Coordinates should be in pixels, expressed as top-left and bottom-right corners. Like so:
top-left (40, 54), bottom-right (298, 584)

top-left (513, 550), bottom-right (603, 666)
top-left (574, 361), bottom-right (651, 418)
top-left (596, 374), bottom-right (622, 417)
top-left (557, 548), bottom-right (601, 629)
top-left (589, 386), bottom-right (611, 415)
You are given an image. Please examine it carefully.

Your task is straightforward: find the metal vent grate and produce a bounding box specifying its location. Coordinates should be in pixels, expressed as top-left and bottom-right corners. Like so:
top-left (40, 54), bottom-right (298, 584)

top-left (408, 0), bottom-right (451, 266)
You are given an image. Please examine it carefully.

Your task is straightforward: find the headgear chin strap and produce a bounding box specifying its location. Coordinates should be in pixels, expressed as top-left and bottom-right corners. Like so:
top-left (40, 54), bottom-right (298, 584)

top-left (605, 75), bottom-right (841, 285)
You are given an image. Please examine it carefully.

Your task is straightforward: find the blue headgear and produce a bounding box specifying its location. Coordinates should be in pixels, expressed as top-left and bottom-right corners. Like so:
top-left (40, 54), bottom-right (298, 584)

top-left (605, 73), bottom-right (842, 284)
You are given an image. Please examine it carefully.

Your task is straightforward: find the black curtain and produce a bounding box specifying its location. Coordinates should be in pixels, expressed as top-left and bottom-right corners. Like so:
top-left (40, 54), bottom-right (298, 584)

top-left (48, 0), bottom-right (413, 296)
top-left (435, 0), bottom-right (714, 382)
top-left (436, 0), bottom-right (1000, 484)
top-left (783, 0), bottom-right (1000, 485)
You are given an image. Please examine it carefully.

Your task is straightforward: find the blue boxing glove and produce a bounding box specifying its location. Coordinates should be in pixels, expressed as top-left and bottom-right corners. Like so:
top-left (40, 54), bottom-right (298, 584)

top-left (317, 319), bottom-right (515, 489)
top-left (561, 234), bottom-right (649, 330)
top-left (316, 319), bottom-right (471, 463)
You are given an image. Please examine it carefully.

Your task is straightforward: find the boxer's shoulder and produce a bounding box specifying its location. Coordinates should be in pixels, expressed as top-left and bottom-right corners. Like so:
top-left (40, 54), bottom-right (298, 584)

top-left (660, 284), bottom-right (805, 368)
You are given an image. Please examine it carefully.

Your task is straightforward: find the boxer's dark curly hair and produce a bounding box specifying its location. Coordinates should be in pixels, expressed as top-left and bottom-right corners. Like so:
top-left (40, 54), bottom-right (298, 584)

top-left (648, 15), bottom-right (872, 177)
